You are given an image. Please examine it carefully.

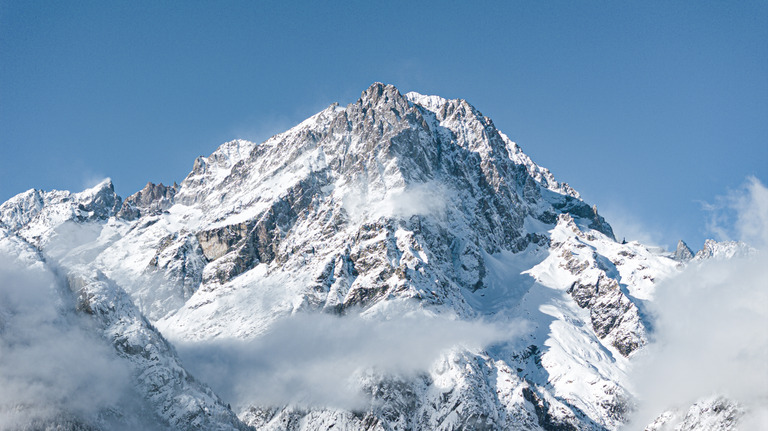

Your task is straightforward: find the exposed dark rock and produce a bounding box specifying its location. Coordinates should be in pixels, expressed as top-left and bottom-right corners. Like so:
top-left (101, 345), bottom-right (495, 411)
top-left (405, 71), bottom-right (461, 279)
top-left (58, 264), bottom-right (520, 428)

top-left (77, 180), bottom-right (123, 221)
top-left (522, 386), bottom-right (580, 431)
top-left (568, 274), bottom-right (644, 356)
top-left (117, 182), bottom-right (177, 220)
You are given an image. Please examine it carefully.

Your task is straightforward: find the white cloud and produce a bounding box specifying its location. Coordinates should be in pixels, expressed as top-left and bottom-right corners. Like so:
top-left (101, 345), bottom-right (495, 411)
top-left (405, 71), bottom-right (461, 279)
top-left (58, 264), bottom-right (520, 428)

top-left (175, 307), bottom-right (523, 411)
top-left (0, 255), bottom-right (134, 428)
top-left (732, 177), bottom-right (768, 249)
top-left (342, 181), bottom-right (448, 222)
top-left (629, 177), bottom-right (768, 428)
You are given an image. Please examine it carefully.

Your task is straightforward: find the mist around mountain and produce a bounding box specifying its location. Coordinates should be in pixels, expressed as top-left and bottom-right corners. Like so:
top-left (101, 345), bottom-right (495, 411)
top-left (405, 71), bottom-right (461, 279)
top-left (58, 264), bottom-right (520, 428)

top-left (0, 84), bottom-right (765, 430)
top-left (630, 177), bottom-right (768, 430)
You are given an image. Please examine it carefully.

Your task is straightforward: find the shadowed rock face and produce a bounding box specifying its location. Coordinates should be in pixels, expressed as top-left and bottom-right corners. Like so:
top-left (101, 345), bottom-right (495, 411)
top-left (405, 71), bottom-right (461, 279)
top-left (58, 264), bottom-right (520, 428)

top-left (77, 180), bottom-right (123, 220)
top-left (67, 268), bottom-right (251, 431)
top-left (568, 274), bottom-right (644, 356)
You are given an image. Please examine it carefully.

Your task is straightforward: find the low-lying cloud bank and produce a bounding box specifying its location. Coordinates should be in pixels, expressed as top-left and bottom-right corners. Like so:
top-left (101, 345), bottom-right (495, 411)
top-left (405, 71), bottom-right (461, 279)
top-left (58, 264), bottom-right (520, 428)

top-left (176, 308), bottom-right (526, 411)
top-left (0, 256), bottom-right (133, 429)
top-left (629, 177), bottom-right (768, 428)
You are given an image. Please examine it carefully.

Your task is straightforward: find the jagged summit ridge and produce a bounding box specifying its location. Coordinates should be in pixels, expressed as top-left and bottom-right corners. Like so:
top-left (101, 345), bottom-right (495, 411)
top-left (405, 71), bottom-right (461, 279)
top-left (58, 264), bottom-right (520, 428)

top-left (170, 82), bottom-right (609, 235)
top-left (0, 178), bottom-right (122, 246)
top-left (404, 88), bottom-right (579, 199)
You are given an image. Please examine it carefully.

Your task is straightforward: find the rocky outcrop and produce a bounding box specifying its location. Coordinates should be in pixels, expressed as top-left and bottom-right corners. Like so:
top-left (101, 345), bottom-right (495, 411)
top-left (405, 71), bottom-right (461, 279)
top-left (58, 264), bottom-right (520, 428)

top-left (117, 182), bottom-right (177, 220)
top-left (75, 179), bottom-right (123, 220)
top-left (0, 179), bottom-right (122, 247)
top-left (568, 274), bottom-right (644, 356)
top-left (551, 198), bottom-right (615, 241)
top-left (0, 189), bottom-right (46, 230)
top-left (147, 232), bottom-right (207, 302)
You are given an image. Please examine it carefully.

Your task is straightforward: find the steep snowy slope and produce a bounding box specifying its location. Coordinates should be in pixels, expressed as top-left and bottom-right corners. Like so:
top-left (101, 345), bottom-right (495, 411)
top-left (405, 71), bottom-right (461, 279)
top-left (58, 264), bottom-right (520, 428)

top-left (2, 83), bottom-right (754, 430)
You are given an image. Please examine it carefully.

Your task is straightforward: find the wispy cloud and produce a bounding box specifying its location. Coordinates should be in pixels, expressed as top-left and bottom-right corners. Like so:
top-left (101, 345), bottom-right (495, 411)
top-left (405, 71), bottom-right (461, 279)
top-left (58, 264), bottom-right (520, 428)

top-left (80, 174), bottom-right (111, 192)
top-left (598, 204), bottom-right (668, 248)
top-left (703, 176), bottom-right (768, 249)
top-left (342, 181), bottom-right (448, 222)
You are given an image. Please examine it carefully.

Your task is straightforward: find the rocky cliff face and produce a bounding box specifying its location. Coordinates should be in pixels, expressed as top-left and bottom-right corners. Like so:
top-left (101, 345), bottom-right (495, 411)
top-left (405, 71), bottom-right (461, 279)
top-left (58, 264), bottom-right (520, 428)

top-left (0, 83), bottom-right (750, 430)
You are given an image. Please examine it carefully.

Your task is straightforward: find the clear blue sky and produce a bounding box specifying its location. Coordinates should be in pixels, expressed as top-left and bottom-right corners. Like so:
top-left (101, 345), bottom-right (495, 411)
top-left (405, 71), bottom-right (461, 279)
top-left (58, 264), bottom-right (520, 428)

top-left (1, 1), bottom-right (766, 250)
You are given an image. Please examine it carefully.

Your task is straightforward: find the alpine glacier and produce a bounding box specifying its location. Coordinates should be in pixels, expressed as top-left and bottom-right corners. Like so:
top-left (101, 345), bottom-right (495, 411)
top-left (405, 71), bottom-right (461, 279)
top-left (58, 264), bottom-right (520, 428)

top-left (0, 83), bottom-right (763, 430)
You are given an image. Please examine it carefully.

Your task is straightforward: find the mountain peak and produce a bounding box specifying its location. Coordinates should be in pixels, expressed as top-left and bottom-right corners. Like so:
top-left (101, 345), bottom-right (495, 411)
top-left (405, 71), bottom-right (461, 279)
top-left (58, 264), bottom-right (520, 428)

top-left (83, 177), bottom-right (114, 193)
top-left (673, 239), bottom-right (695, 261)
top-left (74, 178), bottom-right (121, 215)
top-left (358, 82), bottom-right (411, 113)
top-left (361, 81), bottom-right (399, 97)
top-left (1, 83), bottom-right (723, 431)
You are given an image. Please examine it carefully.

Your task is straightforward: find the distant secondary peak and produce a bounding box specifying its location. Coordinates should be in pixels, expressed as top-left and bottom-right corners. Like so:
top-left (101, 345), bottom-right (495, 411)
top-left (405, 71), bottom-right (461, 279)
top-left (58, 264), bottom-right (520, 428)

top-left (694, 239), bottom-right (756, 260)
top-left (75, 178), bottom-right (119, 205)
top-left (80, 177), bottom-right (115, 195)
top-left (673, 239), bottom-right (694, 261)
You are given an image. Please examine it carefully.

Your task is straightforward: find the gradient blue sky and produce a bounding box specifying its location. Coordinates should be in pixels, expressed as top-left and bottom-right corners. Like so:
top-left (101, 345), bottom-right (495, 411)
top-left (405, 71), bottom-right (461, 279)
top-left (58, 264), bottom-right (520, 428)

top-left (1, 1), bottom-right (766, 250)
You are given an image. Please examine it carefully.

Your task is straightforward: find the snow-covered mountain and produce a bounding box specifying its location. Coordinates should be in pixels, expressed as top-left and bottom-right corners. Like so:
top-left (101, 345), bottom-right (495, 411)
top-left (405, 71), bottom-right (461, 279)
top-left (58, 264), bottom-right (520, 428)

top-left (0, 83), bottom-right (760, 430)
